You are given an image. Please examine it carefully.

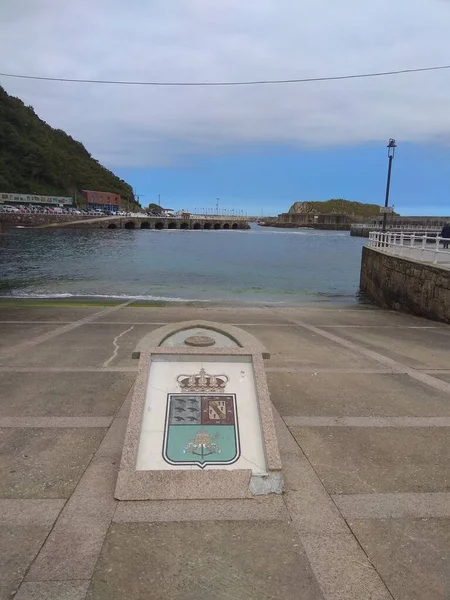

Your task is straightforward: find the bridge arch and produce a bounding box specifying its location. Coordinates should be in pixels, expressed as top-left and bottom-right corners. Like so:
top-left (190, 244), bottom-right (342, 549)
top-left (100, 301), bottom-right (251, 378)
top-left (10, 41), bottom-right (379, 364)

top-left (180, 222), bottom-right (189, 229)
top-left (125, 221), bottom-right (136, 229)
top-left (168, 221), bottom-right (177, 229)
top-left (155, 221), bottom-right (164, 230)
top-left (213, 222), bottom-right (221, 230)
top-left (140, 222), bottom-right (150, 229)
top-left (203, 222), bottom-right (211, 230)
top-left (193, 222), bottom-right (201, 230)
top-left (107, 223), bottom-right (117, 229)
top-left (232, 223), bottom-right (238, 229)
top-left (223, 223), bottom-right (230, 230)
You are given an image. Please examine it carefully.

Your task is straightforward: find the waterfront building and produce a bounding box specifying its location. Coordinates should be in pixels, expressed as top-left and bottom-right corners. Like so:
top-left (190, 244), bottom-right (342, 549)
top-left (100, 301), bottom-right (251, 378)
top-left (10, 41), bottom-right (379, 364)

top-left (80, 190), bottom-right (121, 212)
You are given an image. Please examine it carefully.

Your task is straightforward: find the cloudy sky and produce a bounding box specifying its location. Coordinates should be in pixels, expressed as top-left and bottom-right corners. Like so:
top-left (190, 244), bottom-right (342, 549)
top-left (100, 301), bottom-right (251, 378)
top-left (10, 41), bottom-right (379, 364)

top-left (1, 0), bottom-right (450, 214)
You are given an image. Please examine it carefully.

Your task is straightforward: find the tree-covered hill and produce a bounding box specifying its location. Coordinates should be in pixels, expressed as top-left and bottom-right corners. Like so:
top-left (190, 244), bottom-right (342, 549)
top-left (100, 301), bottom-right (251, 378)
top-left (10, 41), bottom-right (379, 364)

top-left (0, 86), bottom-right (136, 206)
top-left (288, 199), bottom-right (389, 217)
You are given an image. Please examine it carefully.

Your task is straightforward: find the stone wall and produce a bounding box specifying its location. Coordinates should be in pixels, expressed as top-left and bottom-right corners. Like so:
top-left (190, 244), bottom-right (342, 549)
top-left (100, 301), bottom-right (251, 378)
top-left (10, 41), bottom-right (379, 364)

top-left (0, 214), bottom-right (98, 228)
top-left (351, 226), bottom-right (371, 237)
top-left (360, 246), bottom-right (450, 323)
top-left (261, 221), bottom-right (350, 231)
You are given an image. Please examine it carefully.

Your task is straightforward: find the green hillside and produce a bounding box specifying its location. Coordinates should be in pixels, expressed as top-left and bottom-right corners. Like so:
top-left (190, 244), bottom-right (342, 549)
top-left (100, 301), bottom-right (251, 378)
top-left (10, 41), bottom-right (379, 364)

top-left (0, 86), bottom-right (136, 207)
top-left (288, 199), bottom-right (388, 217)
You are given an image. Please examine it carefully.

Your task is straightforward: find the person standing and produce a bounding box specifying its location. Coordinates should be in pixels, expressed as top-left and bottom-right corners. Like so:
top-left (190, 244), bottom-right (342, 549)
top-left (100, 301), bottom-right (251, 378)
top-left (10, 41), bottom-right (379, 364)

top-left (441, 222), bottom-right (450, 249)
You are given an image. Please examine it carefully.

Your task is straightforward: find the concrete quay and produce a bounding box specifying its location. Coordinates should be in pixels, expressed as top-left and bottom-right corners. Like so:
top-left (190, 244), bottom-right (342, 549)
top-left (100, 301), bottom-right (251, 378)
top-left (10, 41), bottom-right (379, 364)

top-left (1, 300), bottom-right (450, 599)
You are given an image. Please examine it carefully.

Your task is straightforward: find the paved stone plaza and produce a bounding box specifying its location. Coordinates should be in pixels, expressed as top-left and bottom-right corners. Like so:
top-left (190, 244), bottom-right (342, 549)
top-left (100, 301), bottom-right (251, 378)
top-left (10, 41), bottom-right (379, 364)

top-left (1, 300), bottom-right (450, 599)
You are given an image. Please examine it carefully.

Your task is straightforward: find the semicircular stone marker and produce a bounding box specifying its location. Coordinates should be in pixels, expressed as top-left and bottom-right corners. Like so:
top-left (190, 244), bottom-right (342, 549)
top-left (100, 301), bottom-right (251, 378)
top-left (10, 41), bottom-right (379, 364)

top-left (184, 335), bottom-right (216, 347)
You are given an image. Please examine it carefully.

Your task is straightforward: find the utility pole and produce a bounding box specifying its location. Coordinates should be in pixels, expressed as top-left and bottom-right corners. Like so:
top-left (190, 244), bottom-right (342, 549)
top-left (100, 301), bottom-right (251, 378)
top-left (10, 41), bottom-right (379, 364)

top-left (216, 198), bottom-right (219, 216)
top-left (382, 139), bottom-right (397, 232)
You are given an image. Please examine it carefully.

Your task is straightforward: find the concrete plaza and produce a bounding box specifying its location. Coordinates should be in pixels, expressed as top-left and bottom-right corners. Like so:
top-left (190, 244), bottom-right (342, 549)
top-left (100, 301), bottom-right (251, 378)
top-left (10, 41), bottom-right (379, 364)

top-left (1, 300), bottom-right (450, 599)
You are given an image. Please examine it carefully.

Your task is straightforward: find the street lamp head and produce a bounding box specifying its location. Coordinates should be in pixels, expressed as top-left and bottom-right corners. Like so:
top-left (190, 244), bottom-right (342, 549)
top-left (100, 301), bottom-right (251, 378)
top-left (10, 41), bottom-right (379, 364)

top-left (387, 138), bottom-right (397, 157)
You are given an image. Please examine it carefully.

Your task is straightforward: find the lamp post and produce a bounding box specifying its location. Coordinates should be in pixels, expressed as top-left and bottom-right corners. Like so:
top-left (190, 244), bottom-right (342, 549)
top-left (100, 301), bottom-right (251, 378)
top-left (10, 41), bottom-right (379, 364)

top-left (382, 138), bottom-right (397, 232)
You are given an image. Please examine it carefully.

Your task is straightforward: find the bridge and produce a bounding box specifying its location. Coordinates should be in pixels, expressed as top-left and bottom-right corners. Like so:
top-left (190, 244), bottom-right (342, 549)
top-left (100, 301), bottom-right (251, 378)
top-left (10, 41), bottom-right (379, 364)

top-left (51, 215), bottom-right (250, 230)
top-left (0, 213), bottom-right (250, 230)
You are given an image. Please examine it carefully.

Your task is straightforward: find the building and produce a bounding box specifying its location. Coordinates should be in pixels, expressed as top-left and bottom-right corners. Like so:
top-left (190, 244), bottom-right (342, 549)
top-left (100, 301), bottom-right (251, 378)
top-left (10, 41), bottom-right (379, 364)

top-left (0, 193), bottom-right (73, 207)
top-left (80, 190), bottom-right (121, 212)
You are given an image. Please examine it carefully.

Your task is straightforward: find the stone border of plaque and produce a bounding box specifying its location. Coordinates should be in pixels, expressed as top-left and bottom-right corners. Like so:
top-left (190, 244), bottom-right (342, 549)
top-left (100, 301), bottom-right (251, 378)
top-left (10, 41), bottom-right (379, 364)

top-left (115, 320), bottom-right (283, 500)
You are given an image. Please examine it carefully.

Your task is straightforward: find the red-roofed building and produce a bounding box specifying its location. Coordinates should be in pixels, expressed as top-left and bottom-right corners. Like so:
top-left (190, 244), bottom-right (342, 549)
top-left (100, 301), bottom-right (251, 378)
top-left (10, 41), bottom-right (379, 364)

top-left (81, 190), bottom-right (121, 212)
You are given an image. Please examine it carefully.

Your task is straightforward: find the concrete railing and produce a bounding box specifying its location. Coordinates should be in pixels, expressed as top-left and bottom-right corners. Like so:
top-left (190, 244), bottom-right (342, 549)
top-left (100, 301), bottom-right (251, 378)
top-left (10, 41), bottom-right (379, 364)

top-left (368, 231), bottom-right (450, 265)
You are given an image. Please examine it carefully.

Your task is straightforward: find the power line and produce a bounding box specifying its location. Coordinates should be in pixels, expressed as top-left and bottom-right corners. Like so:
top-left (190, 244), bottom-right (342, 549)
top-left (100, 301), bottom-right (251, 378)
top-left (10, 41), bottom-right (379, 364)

top-left (0, 64), bottom-right (450, 87)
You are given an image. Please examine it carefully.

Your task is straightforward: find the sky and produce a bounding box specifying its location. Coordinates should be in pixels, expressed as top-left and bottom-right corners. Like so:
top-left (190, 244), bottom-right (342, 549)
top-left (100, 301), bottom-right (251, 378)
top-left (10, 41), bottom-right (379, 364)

top-left (1, 0), bottom-right (450, 216)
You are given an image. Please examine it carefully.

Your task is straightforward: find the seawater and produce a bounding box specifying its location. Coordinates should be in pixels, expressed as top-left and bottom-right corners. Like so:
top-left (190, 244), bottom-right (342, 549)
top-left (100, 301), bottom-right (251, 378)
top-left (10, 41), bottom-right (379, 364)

top-left (0, 224), bottom-right (367, 304)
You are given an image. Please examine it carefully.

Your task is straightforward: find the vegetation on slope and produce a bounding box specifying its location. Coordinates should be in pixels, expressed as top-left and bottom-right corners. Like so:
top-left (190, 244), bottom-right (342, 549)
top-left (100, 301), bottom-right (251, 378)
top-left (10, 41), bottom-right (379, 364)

top-left (288, 199), bottom-right (387, 217)
top-left (0, 86), bottom-right (136, 207)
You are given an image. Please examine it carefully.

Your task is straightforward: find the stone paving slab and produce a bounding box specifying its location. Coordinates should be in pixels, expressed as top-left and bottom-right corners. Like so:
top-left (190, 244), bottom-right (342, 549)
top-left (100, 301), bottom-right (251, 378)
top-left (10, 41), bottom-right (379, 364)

top-left (0, 524), bottom-right (58, 600)
top-left (286, 416), bottom-right (450, 427)
top-left (114, 496), bottom-right (288, 523)
top-left (268, 371), bottom-right (450, 417)
top-left (14, 581), bottom-right (90, 600)
top-left (300, 532), bottom-right (393, 600)
top-left (274, 306), bottom-right (442, 327)
top-left (322, 325), bottom-right (450, 369)
top-left (0, 305), bottom-right (102, 322)
top-left (0, 324), bottom-right (158, 368)
top-left (0, 498), bottom-right (65, 526)
top-left (86, 521), bottom-right (325, 600)
top-left (0, 428), bottom-right (105, 498)
top-left (333, 492), bottom-right (450, 519)
top-left (0, 323), bottom-right (62, 349)
top-left (430, 373), bottom-right (450, 384)
top-left (241, 324), bottom-right (383, 368)
top-left (0, 499), bottom-right (65, 600)
top-left (348, 518), bottom-right (450, 600)
top-left (0, 417), bottom-right (113, 428)
top-left (291, 426), bottom-right (450, 494)
top-left (95, 305), bottom-right (295, 324)
top-left (0, 372), bottom-right (135, 417)
top-left (25, 453), bottom-right (119, 581)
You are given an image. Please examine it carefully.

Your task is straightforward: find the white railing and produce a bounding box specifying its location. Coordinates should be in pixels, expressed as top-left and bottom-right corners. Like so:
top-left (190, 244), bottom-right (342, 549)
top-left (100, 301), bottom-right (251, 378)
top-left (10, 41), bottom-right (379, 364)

top-left (354, 223), bottom-right (443, 232)
top-left (368, 231), bottom-right (450, 265)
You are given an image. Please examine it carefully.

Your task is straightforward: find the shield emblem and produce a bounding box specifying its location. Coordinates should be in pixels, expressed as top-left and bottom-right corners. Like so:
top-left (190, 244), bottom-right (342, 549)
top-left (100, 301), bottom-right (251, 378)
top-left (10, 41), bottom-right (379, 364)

top-left (163, 394), bottom-right (240, 469)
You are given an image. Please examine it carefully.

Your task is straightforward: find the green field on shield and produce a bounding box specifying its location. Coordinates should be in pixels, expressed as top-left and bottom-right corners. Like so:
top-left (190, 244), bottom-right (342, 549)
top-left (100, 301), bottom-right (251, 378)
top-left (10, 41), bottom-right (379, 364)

top-left (166, 425), bottom-right (237, 463)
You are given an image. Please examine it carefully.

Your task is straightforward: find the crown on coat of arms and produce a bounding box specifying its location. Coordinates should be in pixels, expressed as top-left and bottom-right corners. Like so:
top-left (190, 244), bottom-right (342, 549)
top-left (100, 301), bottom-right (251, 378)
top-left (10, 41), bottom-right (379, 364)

top-left (176, 368), bottom-right (228, 392)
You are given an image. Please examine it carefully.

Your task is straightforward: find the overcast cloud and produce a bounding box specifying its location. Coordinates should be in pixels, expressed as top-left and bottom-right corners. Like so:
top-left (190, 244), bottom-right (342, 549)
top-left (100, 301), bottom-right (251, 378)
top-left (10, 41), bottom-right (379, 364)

top-left (1, 0), bottom-right (450, 167)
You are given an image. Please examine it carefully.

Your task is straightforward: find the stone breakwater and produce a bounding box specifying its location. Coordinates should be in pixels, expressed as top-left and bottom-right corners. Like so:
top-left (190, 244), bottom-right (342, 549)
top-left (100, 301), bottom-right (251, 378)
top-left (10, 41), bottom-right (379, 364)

top-left (0, 214), bottom-right (250, 230)
top-left (360, 246), bottom-right (450, 323)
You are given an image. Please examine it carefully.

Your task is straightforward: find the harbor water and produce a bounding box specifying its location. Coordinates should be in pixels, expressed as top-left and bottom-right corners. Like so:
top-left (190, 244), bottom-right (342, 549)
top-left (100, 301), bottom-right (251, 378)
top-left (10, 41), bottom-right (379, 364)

top-left (0, 225), bottom-right (366, 304)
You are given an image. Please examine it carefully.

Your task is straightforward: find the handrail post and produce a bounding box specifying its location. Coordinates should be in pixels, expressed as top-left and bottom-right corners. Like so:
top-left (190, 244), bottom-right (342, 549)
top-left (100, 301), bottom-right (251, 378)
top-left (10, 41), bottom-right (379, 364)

top-left (434, 235), bottom-right (440, 264)
top-left (420, 235), bottom-right (426, 261)
top-left (409, 233), bottom-right (415, 258)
